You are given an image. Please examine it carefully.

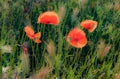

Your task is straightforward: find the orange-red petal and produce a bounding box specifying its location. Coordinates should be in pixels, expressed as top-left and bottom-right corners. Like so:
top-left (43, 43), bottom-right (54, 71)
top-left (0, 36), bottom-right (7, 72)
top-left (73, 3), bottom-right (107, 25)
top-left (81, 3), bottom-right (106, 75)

top-left (26, 34), bottom-right (35, 39)
top-left (34, 32), bottom-right (41, 39)
top-left (67, 28), bottom-right (87, 48)
top-left (80, 20), bottom-right (97, 32)
top-left (37, 11), bottom-right (59, 25)
top-left (24, 26), bottom-right (35, 39)
top-left (34, 38), bottom-right (42, 43)
top-left (24, 26), bottom-right (42, 43)
top-left (24, 26), bottom-right (34, 35)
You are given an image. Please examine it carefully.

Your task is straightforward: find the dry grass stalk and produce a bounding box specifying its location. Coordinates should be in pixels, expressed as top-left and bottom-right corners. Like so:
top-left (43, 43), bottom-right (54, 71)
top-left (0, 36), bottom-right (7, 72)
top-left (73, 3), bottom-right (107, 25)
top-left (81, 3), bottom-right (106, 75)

top-left (1, 45), bottom-right (13, 53)
top-left (97, 39), bottom-right (111, 61)
top-left (58, 4), bottom-right (66, 22)
top-left (32, 67), bottom-right (51, 79)
top-left (46, 41), bottom-right (56, 57)
top-left (114, 74), bottom-right (120, 79)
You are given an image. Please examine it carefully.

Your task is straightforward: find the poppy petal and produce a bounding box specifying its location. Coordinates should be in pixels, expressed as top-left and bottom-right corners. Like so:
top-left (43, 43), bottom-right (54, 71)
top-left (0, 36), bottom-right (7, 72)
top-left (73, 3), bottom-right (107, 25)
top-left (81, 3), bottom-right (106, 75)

top-left (24, 26), bottom-right (42, 44)
top-left (26, 34), bottom-right (35, 39)
top-left (34, 38), bottom-right (41, 43)
top-left (34, 32), bottom-right (41, 39)
top-left (80, 20), bottom-right (98, 32)
top-left (67, 28), bottom-right (87, 48)
top-left (24, 26), bottom-right (34, 35)
top-left (24, 26), bottom-right (35, 39)
top-left (37, 11), bottom-right (59, 25)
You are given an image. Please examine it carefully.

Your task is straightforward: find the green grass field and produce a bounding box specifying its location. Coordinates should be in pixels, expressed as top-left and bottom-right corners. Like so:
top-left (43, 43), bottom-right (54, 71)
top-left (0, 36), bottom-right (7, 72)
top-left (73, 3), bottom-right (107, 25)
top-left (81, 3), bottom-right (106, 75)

top-left (0, 0), bottom-right (120, 79)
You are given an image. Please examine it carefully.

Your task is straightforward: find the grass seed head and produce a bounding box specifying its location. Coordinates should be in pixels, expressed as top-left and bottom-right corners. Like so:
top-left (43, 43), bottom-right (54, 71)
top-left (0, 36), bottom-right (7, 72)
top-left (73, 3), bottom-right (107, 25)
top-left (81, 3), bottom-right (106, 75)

top-left (114, 74), bottom-right (120, 79)
top-left (58, 4), bottom-right (66, 22)
top-left (33, 67), bottom-right (51, 79)
top-left (1, 45), bottom-right (13, 53)
top-left (97, 39), bottom-right (111, 61)
top-left (46, 40), bottom-right (56, 57)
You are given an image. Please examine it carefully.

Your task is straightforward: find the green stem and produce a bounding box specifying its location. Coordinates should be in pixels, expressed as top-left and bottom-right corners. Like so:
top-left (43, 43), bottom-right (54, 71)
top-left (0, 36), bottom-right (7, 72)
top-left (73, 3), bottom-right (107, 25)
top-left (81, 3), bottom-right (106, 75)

top-left (0, 49), bottom-right (2, 78)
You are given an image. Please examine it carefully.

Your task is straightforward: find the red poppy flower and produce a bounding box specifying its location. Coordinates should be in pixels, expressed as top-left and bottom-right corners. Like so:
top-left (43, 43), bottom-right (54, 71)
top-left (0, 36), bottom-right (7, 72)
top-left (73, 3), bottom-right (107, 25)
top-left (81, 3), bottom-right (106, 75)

top-left (24, 26), bottom-right (41, 43)
top-left (80, 20), bottom-right (98, 32)
top-left (37, 11), bottom-right (59, 25)
top-left (66, 28), bottom-right (87, 48)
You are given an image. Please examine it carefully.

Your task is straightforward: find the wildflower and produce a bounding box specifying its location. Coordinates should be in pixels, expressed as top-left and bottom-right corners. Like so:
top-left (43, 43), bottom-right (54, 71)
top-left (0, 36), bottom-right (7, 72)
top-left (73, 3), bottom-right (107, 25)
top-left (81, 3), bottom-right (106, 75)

top-left (24, 26), bottom-right (41, 43)
top-left (37, 11), bottom-right (59, 25)
top-left (66, 27), bottom-right (87, 48)
top-left (80, 20), bottom-right (98, 32)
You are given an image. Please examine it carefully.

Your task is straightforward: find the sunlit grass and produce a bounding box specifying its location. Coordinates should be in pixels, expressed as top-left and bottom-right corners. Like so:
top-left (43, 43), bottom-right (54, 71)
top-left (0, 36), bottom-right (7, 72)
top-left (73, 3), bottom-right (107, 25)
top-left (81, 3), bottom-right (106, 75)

top-left (0, 0), bottom-right (120, 79)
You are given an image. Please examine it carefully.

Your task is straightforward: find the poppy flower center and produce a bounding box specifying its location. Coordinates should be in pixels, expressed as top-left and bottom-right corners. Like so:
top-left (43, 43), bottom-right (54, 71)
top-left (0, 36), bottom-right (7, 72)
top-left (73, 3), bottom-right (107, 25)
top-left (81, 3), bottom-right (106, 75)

top-left (46, 21), bottom-right (51, 24)
top-left (71, 33), bottom-right (81, 44)
top-left (68, 36), bottom-right (80, 44)
top-left (74, 38), bottom-right (79, 42)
